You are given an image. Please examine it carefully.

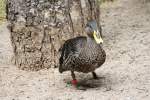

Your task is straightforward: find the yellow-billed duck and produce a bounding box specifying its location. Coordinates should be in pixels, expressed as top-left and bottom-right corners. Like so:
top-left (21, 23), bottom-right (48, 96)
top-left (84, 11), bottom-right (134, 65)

top-left (59, 20), bottom-right (106, 87)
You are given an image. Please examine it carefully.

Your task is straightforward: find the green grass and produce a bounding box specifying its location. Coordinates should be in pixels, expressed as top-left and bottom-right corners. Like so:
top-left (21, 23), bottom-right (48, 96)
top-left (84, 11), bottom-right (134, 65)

top-left (99, 0), bottom-right (114, 3)
top-left (0, 0), bottom-right (6, 24)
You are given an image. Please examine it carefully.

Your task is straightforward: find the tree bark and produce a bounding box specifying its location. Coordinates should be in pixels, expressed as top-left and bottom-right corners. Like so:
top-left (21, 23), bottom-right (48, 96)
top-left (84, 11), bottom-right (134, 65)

top-left (6, 0), bottom-right (102, 71)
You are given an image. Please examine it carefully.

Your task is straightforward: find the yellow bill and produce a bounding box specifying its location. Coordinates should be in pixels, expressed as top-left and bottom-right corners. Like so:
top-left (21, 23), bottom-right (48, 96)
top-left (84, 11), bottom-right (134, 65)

top-left (93, 31), bottom-right (103, 44)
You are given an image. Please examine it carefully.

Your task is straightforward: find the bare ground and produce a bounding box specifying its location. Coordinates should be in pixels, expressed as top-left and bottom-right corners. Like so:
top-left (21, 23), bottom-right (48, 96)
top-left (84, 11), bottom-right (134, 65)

top-left (0, 0), bottom-right (150, 100)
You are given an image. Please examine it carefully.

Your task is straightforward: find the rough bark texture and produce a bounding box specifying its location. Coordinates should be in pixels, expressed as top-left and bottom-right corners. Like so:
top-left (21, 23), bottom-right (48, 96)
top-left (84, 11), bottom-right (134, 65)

top-left (6, 0), bottom-right (101, 71)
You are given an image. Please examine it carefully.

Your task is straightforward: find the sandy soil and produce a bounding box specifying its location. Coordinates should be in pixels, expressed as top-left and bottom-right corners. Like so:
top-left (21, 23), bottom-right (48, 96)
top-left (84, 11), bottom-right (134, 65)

top-left (0, 0), bottom-right (150, 100)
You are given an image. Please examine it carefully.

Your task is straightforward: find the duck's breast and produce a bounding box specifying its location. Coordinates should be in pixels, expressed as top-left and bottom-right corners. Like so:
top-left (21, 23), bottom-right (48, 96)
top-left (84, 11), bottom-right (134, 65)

top-left (73, 44), bottom-right (106, 73)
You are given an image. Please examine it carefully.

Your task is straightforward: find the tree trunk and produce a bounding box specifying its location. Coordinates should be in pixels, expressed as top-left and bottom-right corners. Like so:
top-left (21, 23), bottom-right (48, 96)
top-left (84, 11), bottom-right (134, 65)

top-left (6, 0), bottom-right (102, 71)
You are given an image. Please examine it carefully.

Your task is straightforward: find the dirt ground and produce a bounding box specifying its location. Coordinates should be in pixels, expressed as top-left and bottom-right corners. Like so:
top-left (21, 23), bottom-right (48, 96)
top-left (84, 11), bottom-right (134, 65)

top-left (0, 0), bottom-right (150, 100)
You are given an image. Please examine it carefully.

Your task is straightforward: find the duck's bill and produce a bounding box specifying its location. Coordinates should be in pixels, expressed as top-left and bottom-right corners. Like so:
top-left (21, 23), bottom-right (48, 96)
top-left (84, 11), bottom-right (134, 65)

top-left (93, 30), bottom-right (103, 44)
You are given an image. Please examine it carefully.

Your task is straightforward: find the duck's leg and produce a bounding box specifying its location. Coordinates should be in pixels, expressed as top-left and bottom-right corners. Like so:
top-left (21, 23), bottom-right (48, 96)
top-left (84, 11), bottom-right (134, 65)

top-left (92, 72), bottom-right (105, 80)
top-left (71, 71), bottom-right (87, 90)
top-left (92, 72), bottom-right (99, 79)
top-left (71, 71), bottom-right (78, 85)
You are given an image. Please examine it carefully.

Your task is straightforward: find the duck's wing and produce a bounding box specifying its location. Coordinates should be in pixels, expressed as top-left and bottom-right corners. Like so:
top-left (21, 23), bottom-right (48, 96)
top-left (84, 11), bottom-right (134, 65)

top-left (59, 36), bottom-right (87, 72)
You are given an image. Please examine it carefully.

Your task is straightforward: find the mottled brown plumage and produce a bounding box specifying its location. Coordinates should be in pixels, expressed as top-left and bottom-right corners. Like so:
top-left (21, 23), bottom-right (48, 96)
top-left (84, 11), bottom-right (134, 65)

top-left (59, 36), bottom-right (106, 73)
top-left (59, 20), bottom-right (106, 86)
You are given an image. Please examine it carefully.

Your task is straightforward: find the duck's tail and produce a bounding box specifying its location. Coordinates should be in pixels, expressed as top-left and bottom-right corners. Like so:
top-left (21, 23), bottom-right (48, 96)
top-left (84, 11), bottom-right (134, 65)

top-left (59, 51), bottom-right (65, 73)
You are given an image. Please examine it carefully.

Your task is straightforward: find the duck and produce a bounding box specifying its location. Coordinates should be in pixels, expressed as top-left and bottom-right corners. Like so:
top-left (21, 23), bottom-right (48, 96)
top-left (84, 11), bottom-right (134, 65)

top-left (59, 20), bottom-right (106, 88)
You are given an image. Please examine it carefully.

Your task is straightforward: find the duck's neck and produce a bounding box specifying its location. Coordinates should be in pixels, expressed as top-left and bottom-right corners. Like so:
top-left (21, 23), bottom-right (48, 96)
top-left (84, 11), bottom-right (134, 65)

top-left (87, 36), bottom-right (98, 46)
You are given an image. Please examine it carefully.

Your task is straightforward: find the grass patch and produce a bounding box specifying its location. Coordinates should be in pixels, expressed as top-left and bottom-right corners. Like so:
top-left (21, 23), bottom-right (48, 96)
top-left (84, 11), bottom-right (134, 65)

top-left (0, 0), bottom-right (6, 24)
top-left (99, 0), bottom-right (114, 3)
top-left (100, 0), bottom-right (116, 8)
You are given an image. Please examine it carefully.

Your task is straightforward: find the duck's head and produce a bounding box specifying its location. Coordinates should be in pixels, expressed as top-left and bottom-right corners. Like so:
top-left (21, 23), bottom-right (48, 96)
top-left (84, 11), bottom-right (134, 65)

top-left (85, 20), bottom-right (103, 44)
